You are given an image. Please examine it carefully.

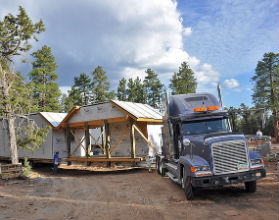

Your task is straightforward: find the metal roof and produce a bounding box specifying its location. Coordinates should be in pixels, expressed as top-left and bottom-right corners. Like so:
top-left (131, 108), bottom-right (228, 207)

top-left (111, 100), bottom-right (163, 120)
top-left (40, 112), bottom-right (68, 128)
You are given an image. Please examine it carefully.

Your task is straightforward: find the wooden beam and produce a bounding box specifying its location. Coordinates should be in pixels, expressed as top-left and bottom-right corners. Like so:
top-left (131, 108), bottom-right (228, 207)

top-left (136, 118), bottom-right (163, 123)
top-left (63, 116), bottom-right (129, 128)
top-left (104, 120), bottom-right (111, 158)
top-left (133, 123), bottom-right (157, 153)
top-left (110, 126), bottom-right (130, 154)
top-left (130, 121), bottom-right (136, 159)
top-left (101, 126), bottom-right (105, 152)
top-left (85, 122), bottom-right (90, 158)
top-left (66, 123), bottom-right (71, 165)
top-left (70, 130), bottom-right (86, 152)
top-left (66, 157), bottom-right (143, 162)
top-left (70, 137), bottom-right (85, 157)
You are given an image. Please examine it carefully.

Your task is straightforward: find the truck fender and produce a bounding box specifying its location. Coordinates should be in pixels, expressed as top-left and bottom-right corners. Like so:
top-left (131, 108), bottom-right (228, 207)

top-left (248, 150), bottom-right (262, 160)
top-left (178, 155), bottom-right (209, 179)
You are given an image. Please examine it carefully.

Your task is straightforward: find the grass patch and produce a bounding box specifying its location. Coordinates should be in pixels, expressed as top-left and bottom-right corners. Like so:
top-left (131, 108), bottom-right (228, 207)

top-left (22, 157), bottom-right (33, 177)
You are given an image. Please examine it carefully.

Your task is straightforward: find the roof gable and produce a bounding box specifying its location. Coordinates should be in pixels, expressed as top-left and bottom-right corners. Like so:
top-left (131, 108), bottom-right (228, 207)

top-left (39, 112), bottom-right (68, 128)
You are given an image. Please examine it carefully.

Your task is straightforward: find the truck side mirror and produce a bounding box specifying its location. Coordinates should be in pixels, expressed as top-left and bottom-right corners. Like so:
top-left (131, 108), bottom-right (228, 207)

top-left (183, 138), bottom-right (191, 146)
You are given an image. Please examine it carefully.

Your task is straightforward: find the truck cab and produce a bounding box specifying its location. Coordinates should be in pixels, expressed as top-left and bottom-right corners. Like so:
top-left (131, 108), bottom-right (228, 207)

top-left (156, 93), bottom-right (266, 200)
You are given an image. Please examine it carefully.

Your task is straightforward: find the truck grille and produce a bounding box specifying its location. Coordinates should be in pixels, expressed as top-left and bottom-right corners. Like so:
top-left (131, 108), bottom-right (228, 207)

top-left (211, 140), bottom-right (249, 175)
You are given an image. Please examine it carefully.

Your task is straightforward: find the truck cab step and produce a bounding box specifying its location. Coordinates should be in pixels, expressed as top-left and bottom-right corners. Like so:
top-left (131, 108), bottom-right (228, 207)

top-left (165, 162), bottom-right (178, 171)
top-left (166, 172), bottom-right (179, 184)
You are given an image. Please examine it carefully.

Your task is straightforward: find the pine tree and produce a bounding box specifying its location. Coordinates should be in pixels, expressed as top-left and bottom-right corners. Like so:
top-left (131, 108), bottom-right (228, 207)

top-left (117, 77), bottom-right (128, 101)
top-left (252, 52), bottom-right (279, 142)
top-left (73, 73), bottom-right (92, 105)
top-left (143, 68), bottom-right (163, 108)
top-left (29, 45), bottom-right (61, 112)
top-left (60, 87), bottom-right (81, 113)
top-left (91, 66), bottom-right (110, 102)
top-left (0, 6), bottom-right (45, 164)
top-left (169, 61), bottom-right (197, 95)
top-left (127, 77), bottom-right (146, 103)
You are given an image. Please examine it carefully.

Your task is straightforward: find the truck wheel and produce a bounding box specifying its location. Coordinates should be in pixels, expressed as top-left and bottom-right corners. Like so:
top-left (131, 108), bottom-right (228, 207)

top-left (156, 157), bottom-right (161, 175)
top-left (182, 169), bottom-right (194, 200)
top-left (245, 181), bottom-right (257, 193)
top-left (156, 158), bottom-right (166, 176)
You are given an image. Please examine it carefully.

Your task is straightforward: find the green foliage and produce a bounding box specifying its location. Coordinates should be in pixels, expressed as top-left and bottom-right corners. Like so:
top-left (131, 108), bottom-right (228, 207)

top-left (127, 77), bottom-right (146, 103)
top-left (29, 45), bottom-right (61, 112)
top-left (22, 157), bottom-right (33, 177)
top-left (91, 66), bottom-right (110, 102)
top-left (73, 73), bottom-right (92, 105)
top-left (228, 104), bottom-right (270, 135)
top-left (252, 52), bottom-right (279, 110)
top-left (117, 77), bottom-right (128, 101)
top-left (143, 68), bottom-right (163, 108)
top-left (0, 6), bottom-right (45, 61)
top-left (0, 7), bottom-right (46, 164)
top-left (251, 52), bottom-right (279, 141)
top-left (0, 70), bottom-right (33, 117)
top-left (169, 61), bottom-right (197, 95)
top-left (16, 121), bottom-right (50, 151)
top-left (61, 73), bottom-right (92, 112)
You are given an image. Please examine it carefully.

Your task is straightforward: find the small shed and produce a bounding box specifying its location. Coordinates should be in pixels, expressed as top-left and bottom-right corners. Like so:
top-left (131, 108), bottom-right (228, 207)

top-left (59, 100), bottom-right (163, 163)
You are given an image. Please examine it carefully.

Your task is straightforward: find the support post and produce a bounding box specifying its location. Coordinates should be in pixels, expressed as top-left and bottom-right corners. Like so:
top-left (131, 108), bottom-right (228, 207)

top-left (130, 120), bottom-right (136, 159)
top-left (66, 123), bottom-right (71, 165)
top-left (104, 120), bottom-right (111, 167)
top-left (101, 126), bottom-right (105, 154)
top-left (85, 122), bottom-right (90, 158)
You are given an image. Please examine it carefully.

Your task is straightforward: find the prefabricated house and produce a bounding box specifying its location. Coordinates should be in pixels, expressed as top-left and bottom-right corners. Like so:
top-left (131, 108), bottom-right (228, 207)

top-left (0, 112), bottom-right (68, 162)
top-left (0, 100), bottom-right (163, 164)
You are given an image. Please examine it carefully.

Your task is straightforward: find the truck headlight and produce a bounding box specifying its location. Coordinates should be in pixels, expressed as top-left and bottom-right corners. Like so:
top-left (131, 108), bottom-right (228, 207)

top-left (193, 165), bottom-right (211, 172)
top-left (250, 158), bottom-right (264, 170)
top-left (251, 158), bottom-right (263, 166)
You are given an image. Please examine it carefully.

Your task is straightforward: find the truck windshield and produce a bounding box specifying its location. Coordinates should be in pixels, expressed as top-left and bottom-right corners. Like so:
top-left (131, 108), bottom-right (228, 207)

top-left (182, 118), bottom-right (231, 135)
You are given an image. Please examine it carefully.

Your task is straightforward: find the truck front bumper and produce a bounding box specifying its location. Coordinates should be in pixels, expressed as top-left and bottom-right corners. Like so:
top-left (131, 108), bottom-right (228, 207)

top-left (192, 168), bottom-right (266, 188)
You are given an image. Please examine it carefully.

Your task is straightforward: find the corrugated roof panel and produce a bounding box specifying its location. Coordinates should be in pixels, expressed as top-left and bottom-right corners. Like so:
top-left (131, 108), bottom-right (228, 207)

top-left (112, 100), bottom-right (163, 120)
top-left (40, 112), bottom-right (68, 128)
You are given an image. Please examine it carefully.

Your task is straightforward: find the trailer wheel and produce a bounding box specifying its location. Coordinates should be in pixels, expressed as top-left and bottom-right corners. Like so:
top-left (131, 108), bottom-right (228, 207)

top-left (245, 181), bottom-right (257, 193)
top-left (182, 168), bottom-right (194, 200)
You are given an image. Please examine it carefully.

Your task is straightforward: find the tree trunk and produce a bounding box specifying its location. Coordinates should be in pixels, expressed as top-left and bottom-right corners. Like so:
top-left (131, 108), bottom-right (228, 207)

top-left (0, 63), bottom-right (18, 164)
top-left (269, 63), bottom-right (278, 143)
top-left (7, 117), bottom-right (18, 164)
top-left (273, 110), bottom-right (279, 143)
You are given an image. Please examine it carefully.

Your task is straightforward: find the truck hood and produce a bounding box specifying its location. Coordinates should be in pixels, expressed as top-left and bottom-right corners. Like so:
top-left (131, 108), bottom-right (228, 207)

top-left (184, 132), bottom-right (246, 147)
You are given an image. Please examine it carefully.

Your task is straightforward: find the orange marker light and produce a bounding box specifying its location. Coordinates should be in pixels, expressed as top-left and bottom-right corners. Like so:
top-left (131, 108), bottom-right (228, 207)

top-left (191, 166), bottom-right (196, 173)
top-left (261, 158), bottom-right (264, 164)
top-left (194, 107), bottom-right (206, 112)
top-left (207, 106), bottom-right (219, 111)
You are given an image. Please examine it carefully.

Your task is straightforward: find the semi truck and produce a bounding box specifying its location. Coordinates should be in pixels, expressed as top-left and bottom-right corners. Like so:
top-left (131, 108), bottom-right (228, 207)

top-left (156, 93), bottom-right (266, 200)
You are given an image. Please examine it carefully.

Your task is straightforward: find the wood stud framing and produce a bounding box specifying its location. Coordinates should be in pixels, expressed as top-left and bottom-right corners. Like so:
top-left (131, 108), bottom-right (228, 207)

top-left (64, 104), bottom-right (160, 163)
top-left (104, 120), bottom-right (111, 159)
top-left (85, 122), bottom-right (90, 158)
top-left (130, 120), bottom-right (136, 159)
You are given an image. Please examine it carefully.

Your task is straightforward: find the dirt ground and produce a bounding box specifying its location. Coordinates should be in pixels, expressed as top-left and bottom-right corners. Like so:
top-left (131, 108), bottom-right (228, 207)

top-left (0, 149), bottom-right (278, 219)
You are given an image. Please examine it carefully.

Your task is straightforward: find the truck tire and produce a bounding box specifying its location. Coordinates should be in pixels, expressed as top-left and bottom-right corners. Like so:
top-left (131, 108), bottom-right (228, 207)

top-left (182, 168), bottom-right (194, 200)
top-left (156, 157), bottom-right (166, 176)
top-left (245, 181), bottom-right (257, 193)
top-left (156, 157), bottom-right (161, 174)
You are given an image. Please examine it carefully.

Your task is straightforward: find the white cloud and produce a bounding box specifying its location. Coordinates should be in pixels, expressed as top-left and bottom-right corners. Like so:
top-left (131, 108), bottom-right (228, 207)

top-left (59, 86), bottom-right (71, 95)
top-left (0, 0), bottom-right (220, 92)
top-left (183, 27), bottom-right (192, 36)
top-left (223, 78), bottom-right (239, 88)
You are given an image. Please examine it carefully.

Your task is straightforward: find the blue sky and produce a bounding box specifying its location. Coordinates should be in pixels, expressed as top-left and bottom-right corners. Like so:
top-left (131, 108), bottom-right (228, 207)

top-left (177, 0), bottom-right (279, 107)
top-left (0, 0), bottom-right (278, 108)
